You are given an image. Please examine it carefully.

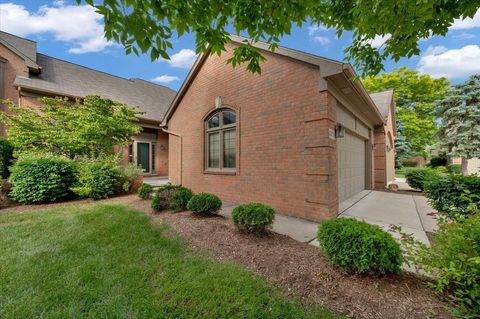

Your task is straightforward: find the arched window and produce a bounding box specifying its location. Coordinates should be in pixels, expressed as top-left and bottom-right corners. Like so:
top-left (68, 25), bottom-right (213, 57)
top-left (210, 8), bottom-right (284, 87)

top-left (205, 109), bottom-right (236, 171)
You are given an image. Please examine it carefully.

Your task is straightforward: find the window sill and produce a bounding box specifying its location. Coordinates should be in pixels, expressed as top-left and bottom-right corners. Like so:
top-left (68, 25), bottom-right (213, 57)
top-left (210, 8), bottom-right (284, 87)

top-left (204, 169), bottom-right (236, 176)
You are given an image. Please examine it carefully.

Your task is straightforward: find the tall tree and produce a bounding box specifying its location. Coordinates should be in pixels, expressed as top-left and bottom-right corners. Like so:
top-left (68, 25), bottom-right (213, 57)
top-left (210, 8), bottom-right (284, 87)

top-left (77, 0), bottom-right (480, 76)
top-left (436, 75), bottom-right (480, 175)
top-left (0, 96), bottom-right (141, 158)
top-left (393, 119), bottom-right (411, 168)
top-left (363, 67), bottom-right (450, 157)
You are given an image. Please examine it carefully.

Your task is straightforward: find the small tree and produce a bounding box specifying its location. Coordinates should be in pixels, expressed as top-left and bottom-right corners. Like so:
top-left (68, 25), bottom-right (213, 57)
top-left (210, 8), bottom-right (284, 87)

top-left (1, 95), bottom-right (142, 158)
top-left (436, 75), bottom-right (480, 175)
top-left (394, 119), bottom-right (411, 167)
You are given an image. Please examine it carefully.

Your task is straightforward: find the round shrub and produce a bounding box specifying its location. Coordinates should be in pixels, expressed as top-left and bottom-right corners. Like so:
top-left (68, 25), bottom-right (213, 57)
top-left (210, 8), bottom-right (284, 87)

top-left (71, 159), bottom-right (122, 199)
top-left (187, 193), bottom-right (222, 214)
top-left (424, 174), bottom-right (480, 220)
top-left (138, 183), bottom-right (153, 199)
top-left (317, 218), bottom-right (402, 274)
top-left (10, 154), bottom-right (77, 204)
top-left (429, 156), bottom-right (447, 168)
top-left (232, 203), bottom-right (275, 233)
top-left (447, 163), bottom-right (461, 174)
top-left (169, 187), bottom-right (193, 211)
top-left (151, 192), bottom-right (167, 212)
top-left (405, 167), bottom-right (441, 191)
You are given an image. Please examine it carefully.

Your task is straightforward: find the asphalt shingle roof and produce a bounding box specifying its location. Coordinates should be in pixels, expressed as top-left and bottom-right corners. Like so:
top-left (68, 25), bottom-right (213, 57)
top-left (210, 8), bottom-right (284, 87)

top-left (369, 89), bottom-right (394, 120)
top-left (1, 31), bottom-right (176, 122)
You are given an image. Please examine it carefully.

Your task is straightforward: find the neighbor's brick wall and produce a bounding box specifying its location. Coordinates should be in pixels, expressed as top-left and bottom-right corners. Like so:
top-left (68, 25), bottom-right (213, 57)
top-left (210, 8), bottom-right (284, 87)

top-left (0, 43), bottom-right (29, 135)
top-left (168, 43), bottom-right (339, 221)
top-left (374, 126), bottom-right (386, 189)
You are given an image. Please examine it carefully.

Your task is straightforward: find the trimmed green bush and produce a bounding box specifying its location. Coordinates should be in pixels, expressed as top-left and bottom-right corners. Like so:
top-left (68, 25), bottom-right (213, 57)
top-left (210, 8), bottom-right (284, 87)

top-left (10, 154), bottom-right (76, 204)
top-left (405, 167), bottom-right (441, 191)
top-left (317, 218), bottom-right (402, 274)
top-left (447, 164), bottom-right (461, 174)
top-left (0, 139), bottom-right (14, 179)
top-left (151, 192), bottom-right (167, 212)
top-left (138, 183), bottom-right (153, 199)
top-left (424, 174), bottom-right (480, 220)
top-left (170, 187), bottom-right (193, 211)
top-left (232, 203), bottom-right (275, 233)
top-left (71, 159), bottom-right (122, 199)
top-left (429, 156), bottom-right (447, 168)
top-left (405, 214), bottom-right (480, 317)
top-left (187, 193), bottom-right (222, 214)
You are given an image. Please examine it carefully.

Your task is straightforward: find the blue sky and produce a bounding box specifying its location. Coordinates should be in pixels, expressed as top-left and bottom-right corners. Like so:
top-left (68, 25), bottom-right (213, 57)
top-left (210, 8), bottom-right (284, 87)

top-left (2, 0), bottom-right (480, 90)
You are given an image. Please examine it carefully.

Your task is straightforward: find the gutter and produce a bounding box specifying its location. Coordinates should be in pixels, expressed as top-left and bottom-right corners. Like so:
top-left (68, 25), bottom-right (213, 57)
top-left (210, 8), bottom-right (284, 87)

top-left (161, 128), bottom-right (182, 185)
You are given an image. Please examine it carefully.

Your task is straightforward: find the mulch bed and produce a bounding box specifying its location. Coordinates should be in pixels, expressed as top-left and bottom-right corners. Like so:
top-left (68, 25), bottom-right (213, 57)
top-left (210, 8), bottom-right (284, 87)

top-left (1, 195), bottom-right (454, 319)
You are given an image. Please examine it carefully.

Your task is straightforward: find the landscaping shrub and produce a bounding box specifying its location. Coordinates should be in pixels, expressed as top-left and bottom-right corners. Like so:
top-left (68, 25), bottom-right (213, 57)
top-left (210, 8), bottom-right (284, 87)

top-left (401, 214), bottom-right (480, 317)
top-left (151, 192), bottom-right (167, 212)
top-left (9, 154), bottom-right (76, 204)
top-left (118, 163), bottom-right (143, 193)
top-left (405, 167), bottom-right (441, 191)
top-left (71, 159), bottom-right (122, 199)
top-left (0, 139), bottom-right (14, 179)
top-left (169, 187), bottom-right (193, 211)
top-left (402, 160), bottom-right (418, 167)
top-left (429, 156), bottom-right (447, 168)
top-left (447, 164), bottom-right (461, 174)
top-left (424, 174), bottom-right (480, 220)
top-left (317, 218), bottom-right (402, 274)
top-left (232, 203), bottom-right (276, 233)
top-left (138, 183), bottom-right (153, 199)
top-left (187, 193), bottom-right (222, 214)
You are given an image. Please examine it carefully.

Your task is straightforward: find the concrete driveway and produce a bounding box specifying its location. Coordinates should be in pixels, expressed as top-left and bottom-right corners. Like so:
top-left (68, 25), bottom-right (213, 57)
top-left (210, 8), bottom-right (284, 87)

top-left (338, 191), bottom-right (436, 246)
top-left (221, 190), bottom-right (437, 247)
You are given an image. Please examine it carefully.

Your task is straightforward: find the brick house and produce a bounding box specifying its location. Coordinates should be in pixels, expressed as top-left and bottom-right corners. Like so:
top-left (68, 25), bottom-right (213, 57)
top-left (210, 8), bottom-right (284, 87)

top-left (161, 36), bottom-right (395, 222)
top-left (1, 31), bottom-right (396, 221)
top-left (0, 31), bottom-right (175, 176)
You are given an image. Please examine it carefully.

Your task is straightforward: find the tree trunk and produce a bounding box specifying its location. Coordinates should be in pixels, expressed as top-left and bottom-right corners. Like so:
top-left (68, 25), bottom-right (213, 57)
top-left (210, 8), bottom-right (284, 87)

top-left (461, 157), bottom-right (469, 176)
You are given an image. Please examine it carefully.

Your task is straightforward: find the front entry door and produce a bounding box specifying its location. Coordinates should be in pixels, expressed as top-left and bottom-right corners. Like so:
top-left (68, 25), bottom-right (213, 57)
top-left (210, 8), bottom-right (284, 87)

top-left (137, 142), bottom-right (150, 173)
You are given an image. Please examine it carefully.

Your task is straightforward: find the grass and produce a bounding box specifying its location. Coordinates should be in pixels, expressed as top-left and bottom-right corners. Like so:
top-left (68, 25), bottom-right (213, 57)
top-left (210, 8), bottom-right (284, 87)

top-left (0, 204), bottom-right (339, 318)
top-left (395, 167), bottom-right (408, 178)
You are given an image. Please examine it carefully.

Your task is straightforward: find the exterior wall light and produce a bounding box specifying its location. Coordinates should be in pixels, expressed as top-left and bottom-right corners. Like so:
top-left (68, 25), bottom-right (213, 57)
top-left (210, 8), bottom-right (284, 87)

top-left (335, 123), bottom-right (345, 138)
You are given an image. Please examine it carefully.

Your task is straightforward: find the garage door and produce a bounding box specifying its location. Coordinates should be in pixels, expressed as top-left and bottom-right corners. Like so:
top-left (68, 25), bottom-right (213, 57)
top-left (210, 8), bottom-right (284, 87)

top-left (337, 132), bottom-right (366, 202)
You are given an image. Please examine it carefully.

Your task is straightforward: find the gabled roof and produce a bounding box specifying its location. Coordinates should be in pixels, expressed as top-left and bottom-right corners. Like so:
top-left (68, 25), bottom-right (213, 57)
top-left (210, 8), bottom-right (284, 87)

top-left (162, 34), bottom-right (384, 126)
top-left (369, 89), bottom-right (394, 120)
top-left (14, 54), bottom-right (176, 122)
top-left (0, 31), bottom-right (41, 71)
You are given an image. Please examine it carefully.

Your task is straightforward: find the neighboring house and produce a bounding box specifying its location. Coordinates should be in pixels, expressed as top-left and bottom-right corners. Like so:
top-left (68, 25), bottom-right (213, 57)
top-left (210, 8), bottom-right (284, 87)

top-left (369, 89), bottom-right (396, 185)
top-left (0, 31), bottom-right (176, 175)
top-left (450, 157), bottom-right (480, 175)
top-left (161, 36), bottom-right (392, 222)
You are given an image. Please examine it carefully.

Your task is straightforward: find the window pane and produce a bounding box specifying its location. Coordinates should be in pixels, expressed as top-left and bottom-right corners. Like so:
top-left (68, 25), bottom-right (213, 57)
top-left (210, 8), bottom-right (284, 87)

top-left (223, 111), bottom-right (236, 125)
top-left (208, 132), bottom-right (220, 168)
top-left (223, 130), bottom-right (236, 168)
top-left (208, 114), bottom-right (220, 128)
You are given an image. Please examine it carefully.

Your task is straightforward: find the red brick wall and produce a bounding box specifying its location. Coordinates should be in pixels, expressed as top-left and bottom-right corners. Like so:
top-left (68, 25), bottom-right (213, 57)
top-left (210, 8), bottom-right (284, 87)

top-left (155, 130), bottom-right (168, 176)
top-left (0, 44), bottom-right (29, 135)
top-left (374, 126), bottom-right (386, 189)
top-left (168, 44), bottom-right (339, 221)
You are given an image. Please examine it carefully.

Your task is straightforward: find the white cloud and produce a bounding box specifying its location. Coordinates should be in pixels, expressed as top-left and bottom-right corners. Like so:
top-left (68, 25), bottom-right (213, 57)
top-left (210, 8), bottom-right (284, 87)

top-left (450, 9), bottom-right (480, 30)
top-left (312, 36), bottom-right (331, 46)
top-left (0, 2), bottom-right (112, 53)
top-left (368, 34), bottom-right (391, 48)
top-left (308, 24), bottom-right (332, 46)
top-left (151, 75), bottom-right (180, 84)
top-left (424, 45), bottom-right (448, 56)
top-left (418, 45), bottom-right (480, 78)
top-left (163, 49), bottom-right (197, 69)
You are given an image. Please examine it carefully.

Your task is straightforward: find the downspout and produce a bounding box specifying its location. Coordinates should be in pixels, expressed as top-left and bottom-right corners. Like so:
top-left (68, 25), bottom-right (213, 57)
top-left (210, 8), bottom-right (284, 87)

top-left (161, 128), bottom-right (182, 185)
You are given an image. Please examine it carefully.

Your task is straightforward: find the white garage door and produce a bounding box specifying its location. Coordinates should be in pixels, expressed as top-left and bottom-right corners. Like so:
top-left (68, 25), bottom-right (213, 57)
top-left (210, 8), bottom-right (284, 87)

top-left (337, 132), bottom-right (366, 202)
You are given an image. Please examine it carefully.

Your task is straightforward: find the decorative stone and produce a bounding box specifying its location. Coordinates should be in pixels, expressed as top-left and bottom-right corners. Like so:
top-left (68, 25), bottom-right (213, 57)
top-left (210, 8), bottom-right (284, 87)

top-left (388, 183), bottom-right (399, 192)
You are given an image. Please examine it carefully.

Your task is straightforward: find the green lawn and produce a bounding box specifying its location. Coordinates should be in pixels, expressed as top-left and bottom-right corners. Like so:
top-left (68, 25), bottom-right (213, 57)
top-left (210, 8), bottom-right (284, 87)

top-left (0, 204), bottom-right (338, 318)
top-left (395, 167), bottom-right (407, 178)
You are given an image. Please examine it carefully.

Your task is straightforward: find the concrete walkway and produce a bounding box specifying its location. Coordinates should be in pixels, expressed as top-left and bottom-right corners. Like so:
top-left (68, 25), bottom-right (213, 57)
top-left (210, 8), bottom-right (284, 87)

top-left (143, 176), bottom-right (170, 188)
top-left (220, 190), bottom-right (437, 249)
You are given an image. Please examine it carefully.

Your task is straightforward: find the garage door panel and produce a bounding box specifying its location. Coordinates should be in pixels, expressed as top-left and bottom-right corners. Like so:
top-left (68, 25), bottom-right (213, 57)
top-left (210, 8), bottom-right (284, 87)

top-left (337, 133), bottom-right (366, 202)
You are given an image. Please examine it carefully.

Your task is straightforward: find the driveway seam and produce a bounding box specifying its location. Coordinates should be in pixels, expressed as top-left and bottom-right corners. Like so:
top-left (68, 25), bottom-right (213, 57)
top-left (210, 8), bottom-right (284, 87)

top-left (411, 195), bottom-right (427, 233)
